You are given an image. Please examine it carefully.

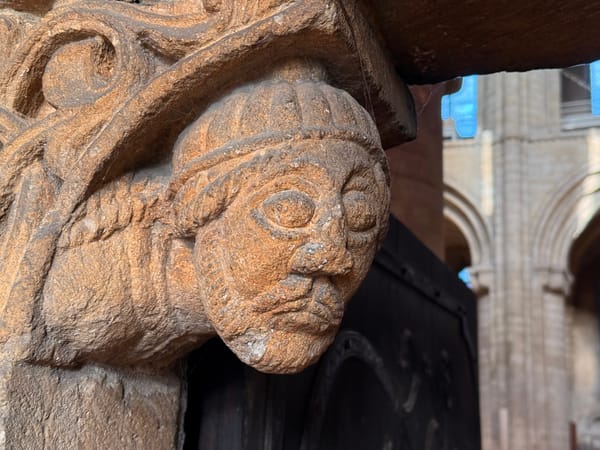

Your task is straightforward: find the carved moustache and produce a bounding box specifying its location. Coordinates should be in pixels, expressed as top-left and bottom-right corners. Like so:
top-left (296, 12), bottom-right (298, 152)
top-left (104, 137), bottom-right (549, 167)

top-left (251, 274), bottom-right (344, 335)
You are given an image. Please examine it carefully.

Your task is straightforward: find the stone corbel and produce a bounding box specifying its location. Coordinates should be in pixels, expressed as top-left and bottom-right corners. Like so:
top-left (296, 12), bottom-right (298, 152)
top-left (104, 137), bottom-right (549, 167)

top-left (0, 0), bottom-right (415, 375)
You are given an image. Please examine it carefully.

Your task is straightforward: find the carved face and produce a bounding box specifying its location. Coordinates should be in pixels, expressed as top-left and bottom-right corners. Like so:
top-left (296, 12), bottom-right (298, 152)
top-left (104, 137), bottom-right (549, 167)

top-left (194, 139), bottom-right (389, 373)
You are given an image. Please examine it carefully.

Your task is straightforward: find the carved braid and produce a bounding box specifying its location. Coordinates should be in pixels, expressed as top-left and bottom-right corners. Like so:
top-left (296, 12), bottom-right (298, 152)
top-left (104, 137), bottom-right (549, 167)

top-left (58, 146), bottom-right (291, 247)
top-left (174, 156), bottom-right (260, 236)
top-left (57, 173), bottom-right (168, 249)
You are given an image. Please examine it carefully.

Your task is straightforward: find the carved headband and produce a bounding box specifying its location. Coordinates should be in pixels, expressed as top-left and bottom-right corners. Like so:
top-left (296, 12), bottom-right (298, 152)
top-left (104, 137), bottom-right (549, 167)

top-left (169, 77), bottom-right (387, 193)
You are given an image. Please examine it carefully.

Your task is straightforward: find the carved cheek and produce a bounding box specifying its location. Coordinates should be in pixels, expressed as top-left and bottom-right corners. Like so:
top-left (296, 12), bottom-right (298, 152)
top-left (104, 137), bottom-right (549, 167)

top-left (343, 190), bottom-right (377, 233)
top-left (216, 207), bottom-right (303, 298)
top-left (214, 187), bottom-right (318, 291)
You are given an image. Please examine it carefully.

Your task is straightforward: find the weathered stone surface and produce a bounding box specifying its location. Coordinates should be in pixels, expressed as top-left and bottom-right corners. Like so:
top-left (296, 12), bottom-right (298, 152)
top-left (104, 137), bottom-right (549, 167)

top-left (365, 0), bottom-right (600, 83)
top-left (0, 0), bottom-right (415, 446)
top-left (4, 363), bottom-right (181, 449)
top-left (0, 0), bottom-right (411, 379)
top-left (39, 64), bottom-right (391, 374)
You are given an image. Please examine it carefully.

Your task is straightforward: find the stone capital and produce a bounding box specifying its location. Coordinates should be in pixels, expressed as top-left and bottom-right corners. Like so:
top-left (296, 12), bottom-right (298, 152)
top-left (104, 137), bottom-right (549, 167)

top-left (0, 0), bottom-right (416, 375)
top-left (0, 1), bottom-right (418, 445)
top-left (467, 265), bottom-right (494, 298)
top-left (534, 266), bottom-right (573, 296)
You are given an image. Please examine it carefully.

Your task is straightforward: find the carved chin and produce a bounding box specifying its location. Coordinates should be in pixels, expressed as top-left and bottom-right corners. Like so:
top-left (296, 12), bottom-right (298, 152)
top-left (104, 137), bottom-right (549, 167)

top-left (206, 296), bottom-right (342, 373)
top-left (207, 287), bottom-right (344, 373)
top-left (195, 239), bottom-right (345, 373)
top-left (197, 272), bottom-right (342, 373)
top-left (225, 327), bottom-right (337, 374)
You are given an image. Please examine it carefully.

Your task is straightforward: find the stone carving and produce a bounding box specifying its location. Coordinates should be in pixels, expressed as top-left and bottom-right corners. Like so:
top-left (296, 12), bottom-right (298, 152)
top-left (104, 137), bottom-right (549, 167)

top-left (41, 65), bottom-right (391, 373)
top-left (0, 0), bottom-right (411, 374)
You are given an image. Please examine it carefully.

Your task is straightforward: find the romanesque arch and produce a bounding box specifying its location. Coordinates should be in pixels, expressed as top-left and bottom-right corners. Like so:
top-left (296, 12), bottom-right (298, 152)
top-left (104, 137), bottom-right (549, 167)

top-left (530, 164), bottom-right (600, 448)
top-left (531, 164), bottom-right (600, 271)
top-left (443, 182), bottom-right (493, 269)
top-left (443, 180), bottom-right (495, 450)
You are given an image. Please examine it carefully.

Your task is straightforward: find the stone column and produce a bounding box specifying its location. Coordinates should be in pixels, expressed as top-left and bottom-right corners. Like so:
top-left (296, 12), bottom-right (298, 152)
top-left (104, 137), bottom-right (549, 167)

top-left (2, 364), bottom-right (183, 449)
top-left (491, 71), bottom-right (534, 450)
top-left (469, 267), bottom-right (497, 450)
top-left (539, 269), bottom-right (572, 450)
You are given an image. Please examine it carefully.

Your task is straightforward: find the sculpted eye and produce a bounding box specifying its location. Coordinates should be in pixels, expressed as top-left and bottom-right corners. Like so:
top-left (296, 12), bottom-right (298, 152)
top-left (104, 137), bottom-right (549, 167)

top-left (343, 190), bottom-right (377, 232)
top-left (262, 190), bottom-right (315, 228)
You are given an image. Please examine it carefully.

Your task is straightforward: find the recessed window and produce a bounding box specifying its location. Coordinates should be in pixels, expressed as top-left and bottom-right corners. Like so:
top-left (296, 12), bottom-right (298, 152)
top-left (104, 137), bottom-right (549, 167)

top-left (441, 75), bottom-right (478, 139)
top-left (560, 61), bottom-right (600, 130)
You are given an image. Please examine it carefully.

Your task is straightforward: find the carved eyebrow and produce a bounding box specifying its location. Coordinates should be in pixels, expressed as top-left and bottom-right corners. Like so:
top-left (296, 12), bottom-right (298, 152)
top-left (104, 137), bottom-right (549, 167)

top-left (266, 174), bottom-right (320, 194)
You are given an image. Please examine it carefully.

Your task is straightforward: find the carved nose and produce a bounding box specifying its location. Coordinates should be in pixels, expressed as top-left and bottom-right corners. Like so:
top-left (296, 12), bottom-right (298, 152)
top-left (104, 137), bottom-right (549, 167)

top-left (290, 205), bottom-right (353, 276)
top-left (289, 241), bottom-right (353, 276)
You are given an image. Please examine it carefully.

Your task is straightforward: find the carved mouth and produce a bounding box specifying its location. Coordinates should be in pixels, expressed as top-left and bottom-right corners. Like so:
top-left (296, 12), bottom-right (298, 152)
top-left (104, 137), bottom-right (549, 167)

top-left (268, 278), bottom-right (344, 335)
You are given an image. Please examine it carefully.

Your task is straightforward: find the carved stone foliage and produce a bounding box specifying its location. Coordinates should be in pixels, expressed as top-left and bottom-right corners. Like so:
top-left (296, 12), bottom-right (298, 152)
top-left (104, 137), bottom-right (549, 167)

top-left (0, 0), bottom-right (412, 373)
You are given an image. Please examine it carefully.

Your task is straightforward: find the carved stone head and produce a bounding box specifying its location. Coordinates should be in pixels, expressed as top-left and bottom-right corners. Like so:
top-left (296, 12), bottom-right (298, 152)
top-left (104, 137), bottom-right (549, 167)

top-left (170, 64), bottom-right (390, 373)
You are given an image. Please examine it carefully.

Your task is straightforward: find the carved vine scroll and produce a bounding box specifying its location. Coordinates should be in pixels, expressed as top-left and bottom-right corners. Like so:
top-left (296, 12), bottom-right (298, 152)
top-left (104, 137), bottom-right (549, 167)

top-left (0, 0), bottom-right (414, 373)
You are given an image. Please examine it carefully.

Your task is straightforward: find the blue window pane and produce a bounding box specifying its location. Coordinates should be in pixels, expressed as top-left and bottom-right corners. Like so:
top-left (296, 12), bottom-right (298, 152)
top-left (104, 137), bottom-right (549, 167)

top-left (441, 75), bottom-right (478, 138)
top-left (591, 61), bottom-right (600, 116)
top-left (441, 95), bottom-right (451, 120)
top-left (458, 267), bottom-right (471, 288)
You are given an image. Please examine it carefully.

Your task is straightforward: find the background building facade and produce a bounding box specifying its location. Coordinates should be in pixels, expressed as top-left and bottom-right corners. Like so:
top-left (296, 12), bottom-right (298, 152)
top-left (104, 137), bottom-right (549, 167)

top-left (443, 68), bottom-right (600, 450)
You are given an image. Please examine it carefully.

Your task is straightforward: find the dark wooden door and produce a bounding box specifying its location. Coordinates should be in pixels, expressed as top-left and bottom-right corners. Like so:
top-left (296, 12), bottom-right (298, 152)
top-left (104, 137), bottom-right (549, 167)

top-left (184, 216), bottom-right (481, 450)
